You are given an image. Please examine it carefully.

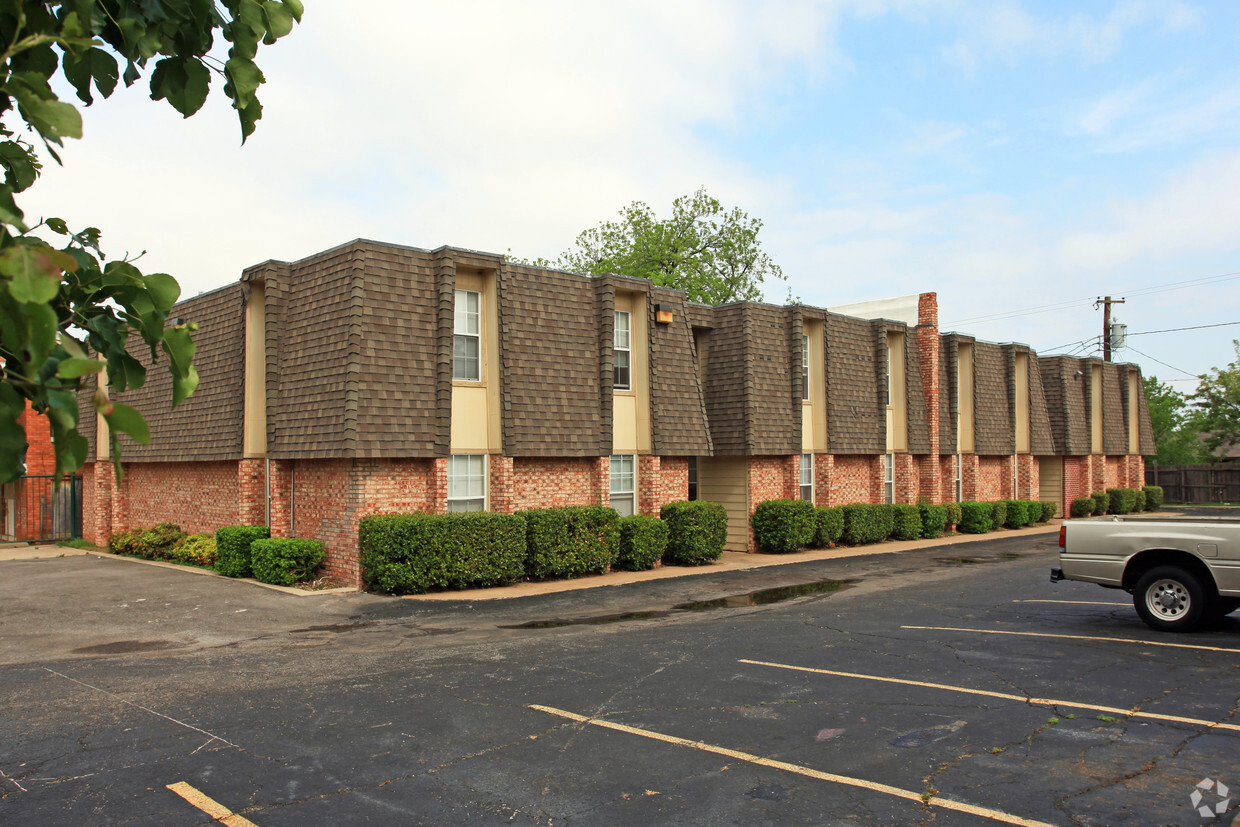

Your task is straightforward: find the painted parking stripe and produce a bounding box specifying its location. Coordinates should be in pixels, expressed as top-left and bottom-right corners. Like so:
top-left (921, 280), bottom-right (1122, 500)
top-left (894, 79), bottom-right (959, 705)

top-left (1013, 600), bottom-right (1128, 606)
top-left (529, 704), bottom-right (1055, 827)
top-left (167, 782), bottom-right (258, 827)
top-left (739, 659), bottom-right (1240, 734)
top-left (901, 625), bottom-right (1240, 654)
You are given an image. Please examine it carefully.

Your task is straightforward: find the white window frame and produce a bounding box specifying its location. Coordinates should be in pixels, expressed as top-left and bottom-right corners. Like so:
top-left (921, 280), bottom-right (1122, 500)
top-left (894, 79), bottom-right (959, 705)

top-left (884, 452), bottom-right (894, 504)
top-left (610, 454), bottom-right (636, 516)
top-left (800, 453), bottom-right (814, 502)
top-left (447, 454), bottom-right (487, 512)
top-left (453, 289), bottom-right (481, 382)
top-left (614, 311), bottom-right (631, 390)
top-left (954, 454), bottom-right (963, 502)
top-left (802, 334), bottom-right (810, 401)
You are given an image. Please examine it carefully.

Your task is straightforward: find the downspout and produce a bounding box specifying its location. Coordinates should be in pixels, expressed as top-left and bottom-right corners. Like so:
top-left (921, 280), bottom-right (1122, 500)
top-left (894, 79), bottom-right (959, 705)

top-left (290, 458), bottom-right (296, 535)
top-left (265, 457), bottom-right (271, 527)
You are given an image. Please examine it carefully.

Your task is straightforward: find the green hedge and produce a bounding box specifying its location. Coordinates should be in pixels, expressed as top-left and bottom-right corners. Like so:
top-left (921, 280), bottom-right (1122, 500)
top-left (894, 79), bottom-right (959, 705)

top-left (359, 512), bottom-right (526, 594)
top-left (813, 506), bottom-right (844, 547)
top-left (944, 501), bottom-right (962, 528)
top-left (1039, 501), bottom-right (1058, 521)
top-left (1106, 487), bottom-right (1139, 515)
top-left (520, 506), bottom-right (619, 579)
top-left (999, 500), bottom-right (1026, 529)
top-left (1071, 497), bottom-right (1094, 518)
top-left (1143, 485), bottom-right (1164, 511)
top-left (661, 501), bottom-right (728, 565)
top-left (107, 527), bottom-right (143, 555)
top-left (1026, 501), bottom-right (1043, 523)
top-left (958, 501), bottom-right (993, 534)
top-left (171, 533), bottom-right (216, 567)
top-left (251, 538), bottom-right (326, 586)
top-left (108, 523), bottom-right (186, 560)
top-left (215, 525), bottom-right (270, 578)
top-left (891, 504), bottom-right (921, 541)
top-left (1090, 491), bottom-right (1108, 516)
top-left (751, 499), bottom-right (816, 553)
top-left (990, 500), bottom-right (1008, 529)
top-left (1134, 489), bottom-right (1147, 512)
top-left (919, 503), bottom-right (947, 539)
top-left (615, 515), bottom-right (668, 571)
top-left (841, 503), bottom-right (893, 545)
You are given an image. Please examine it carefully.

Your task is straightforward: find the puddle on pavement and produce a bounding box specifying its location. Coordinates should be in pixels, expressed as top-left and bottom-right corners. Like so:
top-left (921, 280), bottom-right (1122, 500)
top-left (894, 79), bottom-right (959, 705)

top-left (71, 640), bottom-right (177, 655)
top-left (499, 579), bottom-right (851, 629)
top-left (936, 553), bottom-right (1022, 565)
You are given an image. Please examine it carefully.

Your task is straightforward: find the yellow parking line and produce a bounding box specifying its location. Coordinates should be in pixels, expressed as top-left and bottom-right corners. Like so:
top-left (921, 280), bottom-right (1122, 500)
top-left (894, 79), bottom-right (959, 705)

top-left (166, 782), bottom-right (258, 827)
top-left (739, 659), bottom-right (1240, 733)
top-left (902, 625), bottom-right (1240, 654)
top-left (1013, 599), bottom-right (1127, 606)
top-left (529, 704), bottom-right (1054, 827)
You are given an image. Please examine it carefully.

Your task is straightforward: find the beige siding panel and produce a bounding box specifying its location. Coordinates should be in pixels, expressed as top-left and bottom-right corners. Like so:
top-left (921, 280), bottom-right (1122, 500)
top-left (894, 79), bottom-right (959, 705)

top-left (451, 385), bottom-right (490, 453)
top-left (1039, 456), bottom-right (1063, 514)
top-left (613, 393), bottom-right (638, 453)
top-left (698, 456), bottom-right (749, 552)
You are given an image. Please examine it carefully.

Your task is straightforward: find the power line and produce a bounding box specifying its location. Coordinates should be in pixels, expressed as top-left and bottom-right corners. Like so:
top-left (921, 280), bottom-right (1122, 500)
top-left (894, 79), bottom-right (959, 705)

top-left (1124, 344), bottom-right (1198, 379)
top-left (1126, 321), bottom-right (1240, 337)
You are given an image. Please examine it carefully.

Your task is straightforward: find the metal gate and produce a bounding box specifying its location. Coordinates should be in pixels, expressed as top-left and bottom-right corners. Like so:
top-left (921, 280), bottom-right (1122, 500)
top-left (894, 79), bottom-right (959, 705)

top-left (1, 475), bottom-right (82, 542)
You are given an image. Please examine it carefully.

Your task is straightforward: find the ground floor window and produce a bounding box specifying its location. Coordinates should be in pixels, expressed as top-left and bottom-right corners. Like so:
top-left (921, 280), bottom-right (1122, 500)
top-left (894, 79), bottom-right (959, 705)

top-left (954, 454), bottom-right (963, 502)
top-left (447, 454), bottom-right (486, 512)
top-left (884, 453), bottom-right (894, 504)
top-left (800, 453), bottom-right (813, 502)
top-left (687, 457), bottom-right (698, 501)
top-left (610, 454), bottom-right (635, 516)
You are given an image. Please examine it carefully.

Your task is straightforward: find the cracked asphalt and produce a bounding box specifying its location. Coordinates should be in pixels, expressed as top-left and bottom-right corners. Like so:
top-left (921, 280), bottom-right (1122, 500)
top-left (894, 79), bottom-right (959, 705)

top-left (2, 533), bottom-right (1239, 825)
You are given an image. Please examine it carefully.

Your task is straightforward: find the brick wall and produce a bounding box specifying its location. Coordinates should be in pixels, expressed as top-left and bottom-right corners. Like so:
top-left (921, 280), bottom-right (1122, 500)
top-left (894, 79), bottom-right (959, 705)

top-left (747, 455), bottom-right (797, 550)
top-left (973, 455), bottom-right (1009, 501)
top-left (826, 454), bottom-right (882, 505)
top-left (19, 403), bottom-right (55, 475)
top-left (638, 455), bottom-right (689, 516)
top-left (511, 457), bottom-right (604, 510)
top-left (117, 461), bottom-right (241, 534)
top-left (894, 453), bottom-right (918, 504)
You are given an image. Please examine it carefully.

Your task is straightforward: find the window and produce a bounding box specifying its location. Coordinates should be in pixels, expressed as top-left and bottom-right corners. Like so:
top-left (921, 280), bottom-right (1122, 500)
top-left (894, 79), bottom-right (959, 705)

top-left (453, 289), bottom-right (480, 381)
top-left (884, 453), bottom-right (894, 504)
top-left (614, 311), bottom-right (631, 390)
top-left (954, 454), bottom-right (962, 502)
top-left (687, 456), bottom-right (698, 501)
top-left (802, 334), bottom-right (810, 400)
top-left (447, 454), bottom-right (486, 512)
top-left (800, 454), bottom-right (813, 502)
top-left (610, 454), bottom-right (635, 516)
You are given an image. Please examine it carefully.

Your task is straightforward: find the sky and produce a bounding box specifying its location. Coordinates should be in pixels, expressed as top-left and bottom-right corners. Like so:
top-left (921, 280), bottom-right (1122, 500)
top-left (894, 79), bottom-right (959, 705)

top-left (22, 1), bottom-right (1240, 392)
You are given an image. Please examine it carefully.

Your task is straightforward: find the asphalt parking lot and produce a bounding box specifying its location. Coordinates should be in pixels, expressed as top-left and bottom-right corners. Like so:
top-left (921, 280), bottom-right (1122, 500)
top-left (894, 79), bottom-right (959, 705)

top-left (2, 531), bottom-right (1238, 825)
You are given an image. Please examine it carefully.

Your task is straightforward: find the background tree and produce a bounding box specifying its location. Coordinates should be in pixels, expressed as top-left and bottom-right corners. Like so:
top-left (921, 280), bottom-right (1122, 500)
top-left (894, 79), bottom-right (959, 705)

top-left (0, 1), bottom-right (303, 485)
top-left (527, 188), bottom-right (786, 305)
top-left (1192, 340), bottom-right (1240, 461)
top-left (1144, 374), bottom-right (1208, 465)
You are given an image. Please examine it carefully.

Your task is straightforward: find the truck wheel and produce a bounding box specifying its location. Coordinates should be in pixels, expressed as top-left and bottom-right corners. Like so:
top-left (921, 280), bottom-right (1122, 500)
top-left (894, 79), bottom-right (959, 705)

top-left (1133, 566), bottom-right (1208, 633)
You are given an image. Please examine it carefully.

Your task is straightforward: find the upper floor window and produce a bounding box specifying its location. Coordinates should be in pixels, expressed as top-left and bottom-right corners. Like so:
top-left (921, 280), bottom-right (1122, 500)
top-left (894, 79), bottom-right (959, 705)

top-left (614, 310), bottom-right (631, 390)
top-left (802, 334), bottom-right (810, 400)
top-left (453, 289), bottom-right (480, 381)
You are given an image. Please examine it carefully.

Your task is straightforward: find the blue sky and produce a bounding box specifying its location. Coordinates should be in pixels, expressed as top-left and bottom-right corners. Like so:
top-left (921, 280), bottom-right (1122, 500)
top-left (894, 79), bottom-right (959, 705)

top-left (25, 1), bottom-right (1240, 391)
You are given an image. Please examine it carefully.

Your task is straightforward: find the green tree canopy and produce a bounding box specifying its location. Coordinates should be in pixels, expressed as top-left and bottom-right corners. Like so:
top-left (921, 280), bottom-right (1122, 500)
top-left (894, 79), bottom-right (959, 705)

top-left (0, 1), bottom-right (303, 485)
top-left (1193, 340), bottom-right (1240, 461)
top-left (1144, 374), bottom-right (1207, 465)
top-left (526, 188), bottom-right (786, 305)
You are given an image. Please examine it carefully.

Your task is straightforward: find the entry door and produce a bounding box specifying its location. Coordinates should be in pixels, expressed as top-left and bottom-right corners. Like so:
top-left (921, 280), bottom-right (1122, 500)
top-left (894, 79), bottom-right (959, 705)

top-left (2, 484), bottom-right (14, 539)
top-left (1038, 457), bottom-right (1063, 516)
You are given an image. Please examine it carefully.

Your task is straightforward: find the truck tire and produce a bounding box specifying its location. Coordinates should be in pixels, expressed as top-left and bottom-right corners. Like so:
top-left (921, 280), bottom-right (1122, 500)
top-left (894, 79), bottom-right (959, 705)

top-left (1134, 566), bottom-right (1208, 632)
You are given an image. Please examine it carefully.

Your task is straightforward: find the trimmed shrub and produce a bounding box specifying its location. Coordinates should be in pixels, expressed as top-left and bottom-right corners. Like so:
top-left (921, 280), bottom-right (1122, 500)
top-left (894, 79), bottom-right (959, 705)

top-left (1070, 497), bottom-right (1094, 518)
top-left (1039, 501), bottom-right (1058, 521)
top-left (1106, 487), bottom-right (1139, 515)
top-left (139, 522), bottom-right (185, 559)
top-left (813, 506), bottom-right (844, 547)
top-left (990, 500), bottom-right (1008, 529)
top-left (958, 501), bottom-right (994, 534)
top-left (751, 499), bottom-right (816, 553)
top-left (171, 533), bottom-right (217, 567)
top-left (360, 512), bottom-right (527, 594)
top-left (944, 501), bottom-right (962, 529)
top-left (1091, 491), bottom-right (1108, 516)
top-left (215, 525), bottom-right (270, 578)
top-left (1133, 489), bottom-right (1147, 512)
top-left (1003, 500), bottom-right (1029, 529)
top-left (661, 501), bottom-right (728, 566)
top-left (918, 503), bottom-right (947, 539)
top-left (251, 538), bottom-right (326, 586)
top-left (1143, 485), bottom-right (1164, 511)
top-left (615, 515), bottom-right (668, 571)
top-left (107, 528), bottom-right (144, 555)
top-left (841, 504), bottom-right (894, 545)
top-left (1025, 500), bottom-right (1043, 523)
top-left (520, 506), bottom-right (620, 579)
top-left (891, 504), bottom-right (922, 541)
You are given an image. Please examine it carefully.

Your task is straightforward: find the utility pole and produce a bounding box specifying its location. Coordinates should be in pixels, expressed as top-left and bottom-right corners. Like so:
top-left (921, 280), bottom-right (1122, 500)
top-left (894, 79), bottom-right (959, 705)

top-left (1096, 296), bottom-right (1125, 361)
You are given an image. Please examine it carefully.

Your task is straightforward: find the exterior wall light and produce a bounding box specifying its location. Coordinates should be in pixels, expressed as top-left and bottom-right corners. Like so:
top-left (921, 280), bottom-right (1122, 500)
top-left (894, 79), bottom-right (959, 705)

top-left (655, 304), bottom-right (674, 325)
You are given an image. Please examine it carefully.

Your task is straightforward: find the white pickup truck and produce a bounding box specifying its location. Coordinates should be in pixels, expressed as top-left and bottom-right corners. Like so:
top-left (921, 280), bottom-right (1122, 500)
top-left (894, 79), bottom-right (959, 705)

top-left (1052, 514), bottom-right (1240, 632)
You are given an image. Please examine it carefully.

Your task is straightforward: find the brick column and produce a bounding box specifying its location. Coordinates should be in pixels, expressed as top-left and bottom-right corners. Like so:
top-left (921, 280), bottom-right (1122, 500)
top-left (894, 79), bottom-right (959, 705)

top-left (489, 454), bottom-right (514, 513)
top-left (430, 457), bottom-right (448, 514)
top-left (1015, 454), bottom-right (1037, 500)
top-left (592, 456), bottom-right (610, 507)
top-left (961, 454), bottom-right (980, 501)
top-left (637, 455), bottom-right (660, 515)
top-left (895, 453), bottom-right (917, 504)
top-left (110, 464), bottom-right (127, 536)
top-left (237, 458), bottom-right (267, 525)
top-left (916, 293), bottom-right (941, 503)
top-left (1089, 454), bottom-right (1106, 495)
top-left (86, 461), bottom-right (113, 545)
top-left (268, 459), bottom-right (292, 537)
top-left (814, 453), bottom-right (834, 506)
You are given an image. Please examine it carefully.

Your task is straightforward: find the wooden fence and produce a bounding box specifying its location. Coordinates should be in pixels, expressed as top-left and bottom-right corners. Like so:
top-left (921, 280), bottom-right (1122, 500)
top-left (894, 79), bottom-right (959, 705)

top-left (1145, 464), bottom-right (1240, 504)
